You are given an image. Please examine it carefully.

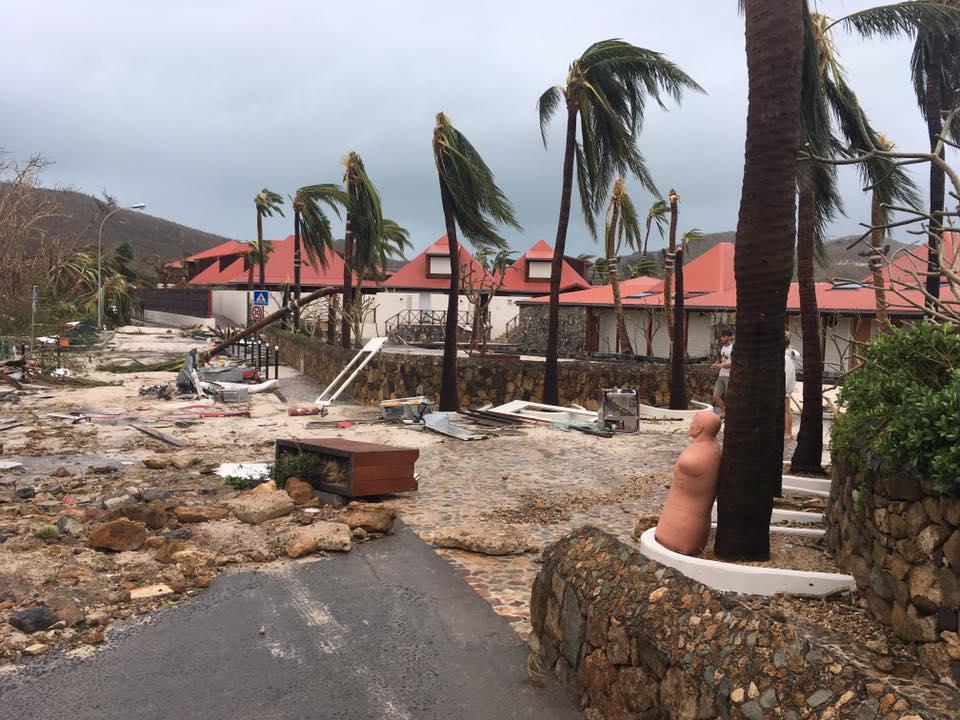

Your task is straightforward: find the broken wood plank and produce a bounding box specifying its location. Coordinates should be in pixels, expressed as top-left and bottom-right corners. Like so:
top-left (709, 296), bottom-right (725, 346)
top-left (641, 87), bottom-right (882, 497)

top-left (128, 421), bottom-right (188, 447)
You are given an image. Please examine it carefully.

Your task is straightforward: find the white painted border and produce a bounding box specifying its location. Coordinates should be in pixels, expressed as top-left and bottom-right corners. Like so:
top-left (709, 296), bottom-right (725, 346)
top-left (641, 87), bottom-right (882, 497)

top-left (781, 474), bottom-right (832, 493)
top-left (638, 528), bottom-right (854, 597)
top-left (711, 505), bottom-right (823, 525)
top-left (782, 485), bottom-right (830, 498)
top-left (637, 400), bottom-right (713, 420)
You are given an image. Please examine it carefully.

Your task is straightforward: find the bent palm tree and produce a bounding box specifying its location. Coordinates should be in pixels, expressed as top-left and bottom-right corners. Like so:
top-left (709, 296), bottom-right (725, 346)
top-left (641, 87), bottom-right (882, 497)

top-left (347, 217), bottom-right (411, 343)
top-left (290, 184), bottom-right (345, 330)
top-left (254, 189), bottom-right (284, 290)
top-left (642, 200), bottom-right (670, 258)
top-left (246, 238), bottom-right (274, 321)
top-left (714, 0), bottom-right (804, 561)
top-left (537, 39), bottom-right (703, 404)
top-left (433, 112), bottom-right (520, 411)
top-left (603, 178), bottom-right (643, 354)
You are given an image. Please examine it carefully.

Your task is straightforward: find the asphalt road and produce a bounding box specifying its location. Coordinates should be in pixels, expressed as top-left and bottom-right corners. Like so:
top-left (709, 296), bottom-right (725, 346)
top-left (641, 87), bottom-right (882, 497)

top-left (1, 524), bottom-right (577, 720)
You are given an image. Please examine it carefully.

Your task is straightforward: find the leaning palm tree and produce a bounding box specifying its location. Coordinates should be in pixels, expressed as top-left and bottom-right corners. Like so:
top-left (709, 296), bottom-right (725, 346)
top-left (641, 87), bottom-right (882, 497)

top-left (245, 238), bottom-right (274, 322)
top-left (603, 178), bottom-right (643, 354)
top-left (290, 184), bottom-right (346, 330)
top-left (537, 39), bottom-right (703, 404)
top-left (254, 188), bottom-right (284, 290)
top-left (642, 199), bottom-right (670, 258)
top-left (340, 152), bottom-right (384, 348)
top-left (714, 0), bottom-right (804, 562)
top-left (346, 217), bottom-right (411, 343)
top-left (662, 189), bottom-right (681, 343)
top-left (433, 112), bottom-right (521, 411)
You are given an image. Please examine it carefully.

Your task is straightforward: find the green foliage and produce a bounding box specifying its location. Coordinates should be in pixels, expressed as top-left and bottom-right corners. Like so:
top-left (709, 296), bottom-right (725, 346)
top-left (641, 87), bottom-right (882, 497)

top-left (832, 322), bottom-right (960, 493)
top-left (222, 474), bottom-right (262, 491)
top-left (270, 451), bottom-right (325, 489)
top-left (34, 524), bottom-right (59, 540)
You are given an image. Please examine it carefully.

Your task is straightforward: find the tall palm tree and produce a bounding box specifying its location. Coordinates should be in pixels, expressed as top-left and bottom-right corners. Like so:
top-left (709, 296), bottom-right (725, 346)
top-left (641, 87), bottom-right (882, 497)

top-left (642, 200), bottom-right (670, 258)
top-left (537, 39), bottom-right (702, 405)
top-left (714, 0), bottom-right (804, 562)
top-left (433, 112), bottom-right (520, 411)
top-left (340, 152), bottom-right (384, 349)
top-left (790, 3), bottom-right (928, 473)
top-left (603, 178), bottom-right (643, 354)
top-left (254, 188), bottom-right (284, 290)
top-left (669, 227), bottom-right (703, 410)
top-left (290, 184), bottom-right (345, 330)
top-left (245, 238), bottom-right (274, 322)
top-left (346, 217), bottom-right (411, 343)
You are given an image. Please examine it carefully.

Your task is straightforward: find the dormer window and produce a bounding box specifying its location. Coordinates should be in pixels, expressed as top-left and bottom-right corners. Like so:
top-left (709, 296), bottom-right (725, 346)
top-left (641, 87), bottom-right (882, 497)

top-left (427, 254), bottom-right (451, 277)
top-left (526, 259), bottom-right (552, 280)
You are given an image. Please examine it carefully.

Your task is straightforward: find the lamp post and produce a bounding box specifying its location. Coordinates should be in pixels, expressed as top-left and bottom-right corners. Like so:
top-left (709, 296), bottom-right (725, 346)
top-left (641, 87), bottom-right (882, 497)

top-left (98, 202), bottom-right (146, 329)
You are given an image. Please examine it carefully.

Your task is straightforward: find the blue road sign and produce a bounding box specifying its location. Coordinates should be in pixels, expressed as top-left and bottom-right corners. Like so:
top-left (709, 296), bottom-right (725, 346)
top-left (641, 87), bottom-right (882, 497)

top-left (252, 290), bottom-right (270, 306)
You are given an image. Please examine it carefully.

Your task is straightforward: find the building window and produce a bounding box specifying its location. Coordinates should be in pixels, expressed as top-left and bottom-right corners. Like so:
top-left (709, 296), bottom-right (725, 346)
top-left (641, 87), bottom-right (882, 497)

top-left (527, 260), bottom-right (552, 280)
top-left (428, 255), bottom-right (451, 277)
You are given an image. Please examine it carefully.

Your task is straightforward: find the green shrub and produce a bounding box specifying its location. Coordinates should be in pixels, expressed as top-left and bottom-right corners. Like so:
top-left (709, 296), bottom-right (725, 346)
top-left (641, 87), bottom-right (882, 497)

top-left (832, 322), bottom-right (960, 493)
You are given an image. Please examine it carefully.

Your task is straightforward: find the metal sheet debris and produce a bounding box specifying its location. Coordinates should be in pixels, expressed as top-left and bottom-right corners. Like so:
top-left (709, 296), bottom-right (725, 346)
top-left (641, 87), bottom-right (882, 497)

top-left (423, 412), bottom-right (488, 441)
top-left (215, 463), bottom-right (270, 481)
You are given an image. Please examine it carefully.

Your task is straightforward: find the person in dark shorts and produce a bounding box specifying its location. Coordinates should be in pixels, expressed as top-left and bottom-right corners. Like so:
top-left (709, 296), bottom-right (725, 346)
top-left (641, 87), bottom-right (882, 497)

top-left (711, 329), bottom-right (733, 417)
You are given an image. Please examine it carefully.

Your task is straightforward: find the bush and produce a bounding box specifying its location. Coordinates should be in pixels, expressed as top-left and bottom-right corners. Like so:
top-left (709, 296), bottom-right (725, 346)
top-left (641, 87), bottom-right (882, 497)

top-left (832, 322), bottom-right (960, 493)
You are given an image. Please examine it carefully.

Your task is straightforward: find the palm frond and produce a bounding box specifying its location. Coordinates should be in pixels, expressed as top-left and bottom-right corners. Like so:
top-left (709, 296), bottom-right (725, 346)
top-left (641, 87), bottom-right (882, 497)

top-left (294, 184), bottom-right (346, 268)
top-left (832, 1), bottom-right (960, 40)
top-left (537, 86), bottom-right (565, 148)
top-left (255, 188), bottom-right (285, 218)
top-left (433, 113), bottom-right (521, 250)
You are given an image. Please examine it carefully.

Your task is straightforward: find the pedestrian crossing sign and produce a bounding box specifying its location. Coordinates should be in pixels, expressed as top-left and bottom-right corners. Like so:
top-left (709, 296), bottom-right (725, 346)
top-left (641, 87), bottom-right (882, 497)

top-left (252, 290), bottom-right (269, 306)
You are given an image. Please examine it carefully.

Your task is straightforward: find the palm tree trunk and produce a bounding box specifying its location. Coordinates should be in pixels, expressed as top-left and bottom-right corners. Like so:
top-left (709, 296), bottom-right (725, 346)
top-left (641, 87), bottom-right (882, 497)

top-left (607, 204), bottom-right (633, 355)
top-left (663, 192), bottom-right (678, 342)
top-left (246, 253), bottom-right (254, 325)
top-left (341, 214), bottom-right (353, 349)
top-left (714, 0), bottom-right (803, 561)
top-left (256, 211), bottom-right (266, 291)
top-left (924, 32), bottom-right (945, 303)
top-left (293, 211), bottom-right (302, 330)
top-left (326, 296), bottom-right (337, 344)
top-left (544, 105), bottom-right (579, 406)
top-left (438, 184), bottom-right (461, 412)
top-left (669, 245), bottom-right (687, 409)
top-left (870, 191), bottom-right (890, 330)
top-left (790, 184), bottom-right (824, 474)
top-left (645, 311), bottom-right (653, 356)
top-left (642, 224), bottom-right (652, 259)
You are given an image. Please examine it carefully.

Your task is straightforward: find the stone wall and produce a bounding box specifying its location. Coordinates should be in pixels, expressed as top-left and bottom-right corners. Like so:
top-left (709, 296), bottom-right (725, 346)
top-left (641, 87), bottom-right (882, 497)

top-left (514, 305), bottom-right (588, 357)
top-left (826, 463), bottom-right (960, 685)
top-left (532, 527), bottom-right (956, 719)
top-left (269, 331), bottom-right (716, 409)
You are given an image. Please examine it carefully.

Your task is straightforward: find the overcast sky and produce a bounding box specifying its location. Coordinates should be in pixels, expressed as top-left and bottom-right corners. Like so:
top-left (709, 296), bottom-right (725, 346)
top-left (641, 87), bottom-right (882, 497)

top-left (3, 1), bottom-right (956, 257)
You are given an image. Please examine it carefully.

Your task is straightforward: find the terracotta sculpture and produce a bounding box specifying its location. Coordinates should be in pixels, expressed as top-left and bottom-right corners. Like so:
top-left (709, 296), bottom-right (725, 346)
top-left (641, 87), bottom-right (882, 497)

top-left (654, 410), bottom-right (722, 555)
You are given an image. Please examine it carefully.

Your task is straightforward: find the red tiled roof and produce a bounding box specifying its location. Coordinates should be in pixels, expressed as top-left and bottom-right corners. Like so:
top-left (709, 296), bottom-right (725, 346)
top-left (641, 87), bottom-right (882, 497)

top-left (184, 240), bottom-right (251, 262)
top-left (500, 239), bottom-right (591, 295)
top-left (383, 234), bottom-right (494, 291)
top-left (866, 231), bottom-right (959, 287)
top-left (683, 242), bottom-right (736, 292)
top-left (188, 257), bottom-right (245, 286)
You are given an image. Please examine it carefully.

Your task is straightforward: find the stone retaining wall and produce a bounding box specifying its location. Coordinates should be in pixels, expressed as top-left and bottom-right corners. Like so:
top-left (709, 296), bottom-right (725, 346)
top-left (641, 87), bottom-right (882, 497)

top-left (826, 463), bottom-right (960, 685)
top-left (269, 331), bottom-right (716, 409)
top-left (531, 527), bottom-right (956, 719)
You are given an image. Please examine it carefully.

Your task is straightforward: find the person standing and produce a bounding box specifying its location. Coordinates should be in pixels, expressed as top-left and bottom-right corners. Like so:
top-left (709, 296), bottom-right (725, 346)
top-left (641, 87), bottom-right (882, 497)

top-left (711, 328), bottom-right (734, 417)
top-left (784, 334), bottom-right (800, 438)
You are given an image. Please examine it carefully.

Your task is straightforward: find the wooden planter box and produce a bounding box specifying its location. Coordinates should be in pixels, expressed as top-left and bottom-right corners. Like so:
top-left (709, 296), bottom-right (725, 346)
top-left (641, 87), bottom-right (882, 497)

top-left (275, 438), bottom-right (419, 498)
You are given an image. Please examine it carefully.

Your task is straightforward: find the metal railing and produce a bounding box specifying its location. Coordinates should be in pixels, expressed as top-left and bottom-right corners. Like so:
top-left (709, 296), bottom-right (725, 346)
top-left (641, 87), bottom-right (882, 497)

top-left (384, 309), bottom-right (472, 334)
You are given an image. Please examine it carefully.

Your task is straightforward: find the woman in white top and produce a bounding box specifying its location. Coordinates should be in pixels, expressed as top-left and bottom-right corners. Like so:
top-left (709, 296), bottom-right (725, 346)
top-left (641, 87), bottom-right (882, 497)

top-left (784, 335), bottom-right (800, 439)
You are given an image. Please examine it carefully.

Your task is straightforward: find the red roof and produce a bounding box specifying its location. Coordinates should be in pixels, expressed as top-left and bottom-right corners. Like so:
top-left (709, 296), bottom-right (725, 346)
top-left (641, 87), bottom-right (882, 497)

top-left (188, 257), bottom-right (245, 286)
top-left (500, 239), bottom-right (591, 295)
top-left (383, 235), bottom-right (494, 291)
top-left (184, 240), bottom-right (250, 262)
top-left (866, 231), bottom-right (959, 288)
top-left (683, 242), bottom-right (736, 292)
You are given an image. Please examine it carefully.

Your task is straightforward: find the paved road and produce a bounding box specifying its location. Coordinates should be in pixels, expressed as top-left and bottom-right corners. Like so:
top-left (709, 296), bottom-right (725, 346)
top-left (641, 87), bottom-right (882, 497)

top-left (1, 525), bottom-right (577, 720)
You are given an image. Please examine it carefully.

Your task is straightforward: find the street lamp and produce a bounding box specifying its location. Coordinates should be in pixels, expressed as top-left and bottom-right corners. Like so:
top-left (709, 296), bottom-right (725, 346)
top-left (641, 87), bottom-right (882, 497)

top-left (98, 202), bottom-right (146, 329)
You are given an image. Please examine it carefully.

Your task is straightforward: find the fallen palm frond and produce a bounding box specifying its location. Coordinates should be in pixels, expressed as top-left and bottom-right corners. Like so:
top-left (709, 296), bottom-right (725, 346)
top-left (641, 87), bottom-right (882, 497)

top-left (96, 357), bottom-right (185, 373)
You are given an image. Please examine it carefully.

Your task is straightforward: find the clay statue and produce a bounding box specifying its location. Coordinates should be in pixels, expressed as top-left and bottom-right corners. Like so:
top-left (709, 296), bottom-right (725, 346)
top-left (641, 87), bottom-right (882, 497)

top-left (654, 410), bottom-right (722, 555)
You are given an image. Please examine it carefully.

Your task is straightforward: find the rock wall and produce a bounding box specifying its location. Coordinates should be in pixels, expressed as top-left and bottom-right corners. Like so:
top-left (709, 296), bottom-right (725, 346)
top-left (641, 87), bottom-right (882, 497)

top-left (514, 304), bottom-right (588, 357)
top-left (532, 527), bottom-right (956, 719)
top-left (268, 331), bottom-right (716, 409)
top-left (826, 463), bottom-right (960, 685)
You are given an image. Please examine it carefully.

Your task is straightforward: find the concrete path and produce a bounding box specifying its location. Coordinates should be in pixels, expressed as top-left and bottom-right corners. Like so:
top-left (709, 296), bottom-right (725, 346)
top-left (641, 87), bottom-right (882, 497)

top-left (1, 525), bottom-right (578, 720)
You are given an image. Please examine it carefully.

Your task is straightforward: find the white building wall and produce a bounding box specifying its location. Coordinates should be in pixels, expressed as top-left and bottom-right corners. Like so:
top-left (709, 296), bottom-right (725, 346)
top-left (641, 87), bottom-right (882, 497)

top-left (211, 289), bottom-right (286, 326)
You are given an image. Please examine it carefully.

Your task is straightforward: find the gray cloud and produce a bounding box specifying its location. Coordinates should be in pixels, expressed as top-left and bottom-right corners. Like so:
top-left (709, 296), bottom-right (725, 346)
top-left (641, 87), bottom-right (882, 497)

top-left (2, 1), bottom-right (952, 258)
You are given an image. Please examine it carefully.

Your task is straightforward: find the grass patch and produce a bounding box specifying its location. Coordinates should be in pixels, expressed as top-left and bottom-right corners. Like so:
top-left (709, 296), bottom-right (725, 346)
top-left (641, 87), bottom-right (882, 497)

top-left (271, 451), bottom-right (348, 488)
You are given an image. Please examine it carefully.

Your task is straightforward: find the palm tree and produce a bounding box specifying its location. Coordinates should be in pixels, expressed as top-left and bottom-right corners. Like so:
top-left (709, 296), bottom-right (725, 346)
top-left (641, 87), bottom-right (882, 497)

top-left (537, 39), bottom-right (702, 405)
top-left (254, 189), bottom-right (284, 291)
top-left (346, 217), bottom-right (411, 343)
top-left (790, 3), bottom-right (928, 473)
top-left (290, 184), bottom-right (346, 330)
top-left (245, 239), bottom-right (273, 322)
top-left (713, 0), bottom-right (804, 562)
top-left (340, 152), bottom-right (384, 349)
top-left (433, 112), bottom-right (520, 411)
top-left (669, 227), bottom-right (704, 410)
top-left (642, 200), bottom-right (670, 258)
top-left (603, 178), bottom-right (643, 354)
top-left (662, 189), bottom-right (680, 343)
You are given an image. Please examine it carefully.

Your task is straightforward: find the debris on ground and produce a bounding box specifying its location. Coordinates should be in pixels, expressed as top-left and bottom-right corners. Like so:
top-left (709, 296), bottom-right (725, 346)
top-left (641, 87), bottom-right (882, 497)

top-left (428, 522), bottom-right (539, 556)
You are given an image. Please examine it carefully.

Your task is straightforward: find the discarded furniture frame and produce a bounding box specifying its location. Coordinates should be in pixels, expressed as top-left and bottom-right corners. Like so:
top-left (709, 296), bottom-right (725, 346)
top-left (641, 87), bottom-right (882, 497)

top-left (315, 337), bottom-right (387, 407)
top-left (275, 437), bottom-right (418, 498)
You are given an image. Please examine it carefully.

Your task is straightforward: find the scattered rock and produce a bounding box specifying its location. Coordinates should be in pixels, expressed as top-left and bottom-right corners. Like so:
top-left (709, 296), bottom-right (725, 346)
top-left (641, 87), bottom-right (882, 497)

top-left (90, 464), bottom-right (118, 474)
top-left (102, 493), bottom-right (137, 511)
top-left (430, 522), bottom-right (538, 555)
top-left (88, 518), bottom-right (147, 552)
top-left (144, 536), bottom-right (165, 549)
top-left (129, 584), bottom-right (175, 600)
top-left (352, 526), bottom-right (368, 540)
top-left (84, 627), bottom-right (105, 644)
top-left (154, 539), bottom-right (208, 565)
top-left (9, 607), bottom-right (57, 634)
top-left (285, 477), bottom-right (315, 505)
top-left (14, 484), bottom-right (35, 500)
top-left (195, 461), bottom-right (219, 474)
top-left (285, 522), bottom-right (352, 556)
top-left (341, 503), bottom-right (396, 534)
top-left (171, 456), bottom-right (198, 470)
top-left (56, 516), bottom-right (83, 537)
top-left (23, 643), bottom-right (48, 657)
top-left (50, 599), bottom-right (84, 627)
top-left (51, 467), bottom-right (73, 478)
top-left (173, 505), bottom-right (228, 523)
top-left (227, 491), bottom-right (294, 525)
top-left (142, 458), bottom-right (169, 470)
top-left (633, 515), bottom-right (658, 538)
top-left (163, 529), bottom-right (193, 540)
top-left (141, 489), bottom-right (171, 503)
top-left (250, 479), bottom-right (278, 494)
top-left (120, 501), bottom-right (167, 530)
